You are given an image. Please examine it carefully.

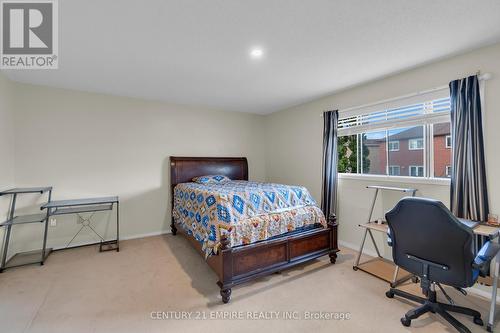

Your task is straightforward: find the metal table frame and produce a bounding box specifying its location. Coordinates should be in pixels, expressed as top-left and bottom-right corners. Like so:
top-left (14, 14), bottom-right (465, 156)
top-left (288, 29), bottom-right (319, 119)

top-left (353, 185), bottom-right (417, 287)
top-left (41, 196), bottom-right (120, 257)
top-left (0, 187), bottom-right (53, 272)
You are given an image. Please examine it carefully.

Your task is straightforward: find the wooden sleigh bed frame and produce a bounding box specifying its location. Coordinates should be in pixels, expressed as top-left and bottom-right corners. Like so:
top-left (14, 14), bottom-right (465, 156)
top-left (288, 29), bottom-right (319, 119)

top-left (170, 156), bottom-right (339, 303)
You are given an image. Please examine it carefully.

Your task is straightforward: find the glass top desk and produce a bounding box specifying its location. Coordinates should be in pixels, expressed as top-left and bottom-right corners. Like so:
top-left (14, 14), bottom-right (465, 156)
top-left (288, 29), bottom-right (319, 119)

top-left (40, 196), bottom-right (120, 258)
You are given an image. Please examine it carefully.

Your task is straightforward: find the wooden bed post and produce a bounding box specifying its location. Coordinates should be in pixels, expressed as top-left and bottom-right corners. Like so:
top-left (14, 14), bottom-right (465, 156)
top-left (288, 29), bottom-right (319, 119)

top-left (171, 218), bottom-right (177, 235)
top-left (328, 215), bottom-right (339, 264)
top-left (170, 159), bottom-right (178, 236)
top-left (218, 232), bottom-right (233, 303)
top-left (170, 185), bottom-right (177, 236)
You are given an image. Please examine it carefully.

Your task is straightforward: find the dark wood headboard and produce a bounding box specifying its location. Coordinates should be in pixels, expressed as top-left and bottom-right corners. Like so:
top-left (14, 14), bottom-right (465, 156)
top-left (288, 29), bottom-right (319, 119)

top-left (169, 156), bottom-right (248, 206)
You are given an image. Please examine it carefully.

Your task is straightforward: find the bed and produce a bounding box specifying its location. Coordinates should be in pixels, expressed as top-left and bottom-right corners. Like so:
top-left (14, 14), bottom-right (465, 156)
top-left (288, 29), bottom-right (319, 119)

top-left (170, 156), bottom-right (338, 303)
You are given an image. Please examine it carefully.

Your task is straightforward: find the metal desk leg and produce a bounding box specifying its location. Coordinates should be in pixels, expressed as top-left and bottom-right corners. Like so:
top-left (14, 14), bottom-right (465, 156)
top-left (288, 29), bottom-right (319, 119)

top-left (392, 266), bottom-right (400, 284)
top-left (98, 201), bottom-right (120, 252)
top-left (354, 228), bottom-right (368, 268)
top-left (354, 187), bottom-right (381, 266)
top-left (367, 188), bottom-right (382, 259)
top-left (40, 218), bottom-right (49, 265)
top-left (487, 236), bottom-right (499, 332)
top-left (41, 190), bottom-right (52, 264)
top-left (0, 224), bottom-right (12, 272)
top-left (368, 189), bottom-right (379, 223)
top-left (116, 201), bottom-right (119, 252)
top-left (1, 226), bottom-right (12, 273)
top-left (368, 229), bottom-right (382, 258)
top-left (1, 194), bottom-right (17, 272)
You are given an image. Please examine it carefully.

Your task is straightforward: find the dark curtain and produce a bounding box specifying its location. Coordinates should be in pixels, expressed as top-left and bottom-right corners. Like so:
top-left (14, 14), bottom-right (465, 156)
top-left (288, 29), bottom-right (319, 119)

top-left (321, 110), bottom-right (339, 220)
top-left (449, 75), bottom-right (489, 251)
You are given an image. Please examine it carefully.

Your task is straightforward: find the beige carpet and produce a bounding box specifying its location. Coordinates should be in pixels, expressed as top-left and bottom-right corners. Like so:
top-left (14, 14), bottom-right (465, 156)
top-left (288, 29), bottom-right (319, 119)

top-left (0, 235), bottom-right (497, 333)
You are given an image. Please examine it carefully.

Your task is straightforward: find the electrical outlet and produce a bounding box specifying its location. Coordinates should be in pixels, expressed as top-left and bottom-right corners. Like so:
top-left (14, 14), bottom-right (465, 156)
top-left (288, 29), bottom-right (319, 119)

top-left (49, 218), bottom-right (57, 227)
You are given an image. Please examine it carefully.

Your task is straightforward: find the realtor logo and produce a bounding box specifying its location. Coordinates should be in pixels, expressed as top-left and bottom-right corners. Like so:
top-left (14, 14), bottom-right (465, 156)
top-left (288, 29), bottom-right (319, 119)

top-left (1, 0), bottom-right (58, 69)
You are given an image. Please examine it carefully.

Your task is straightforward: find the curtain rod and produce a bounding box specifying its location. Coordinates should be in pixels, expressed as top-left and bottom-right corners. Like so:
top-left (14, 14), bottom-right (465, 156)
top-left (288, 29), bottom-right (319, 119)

top-left (324, 72), bottom-right (492, 116)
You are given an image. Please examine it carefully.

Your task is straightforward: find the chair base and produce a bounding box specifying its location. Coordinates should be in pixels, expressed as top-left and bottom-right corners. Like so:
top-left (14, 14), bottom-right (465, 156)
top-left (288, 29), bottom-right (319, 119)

top-left (386, 288), bottom-right (483, 333)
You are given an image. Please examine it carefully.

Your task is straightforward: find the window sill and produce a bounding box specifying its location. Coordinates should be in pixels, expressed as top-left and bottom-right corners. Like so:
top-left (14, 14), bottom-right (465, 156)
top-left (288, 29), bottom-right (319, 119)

top-left (338, 173), bottom-right (451, 186)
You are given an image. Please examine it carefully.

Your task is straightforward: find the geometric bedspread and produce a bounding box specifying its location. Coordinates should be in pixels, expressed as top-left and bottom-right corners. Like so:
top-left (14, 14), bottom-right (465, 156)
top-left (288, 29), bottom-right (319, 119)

top-left (173, 180), bottom-right (327, 257)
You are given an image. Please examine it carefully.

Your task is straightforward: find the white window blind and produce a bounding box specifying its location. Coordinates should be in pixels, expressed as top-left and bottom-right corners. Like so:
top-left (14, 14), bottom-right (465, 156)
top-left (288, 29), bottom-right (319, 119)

top-left (338, 91), bottom-right (451, 136)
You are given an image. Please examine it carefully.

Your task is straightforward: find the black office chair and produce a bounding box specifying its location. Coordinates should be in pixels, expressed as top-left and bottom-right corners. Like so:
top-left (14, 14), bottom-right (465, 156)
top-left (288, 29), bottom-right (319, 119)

top-left (385, 197), bottom-right (500, 333)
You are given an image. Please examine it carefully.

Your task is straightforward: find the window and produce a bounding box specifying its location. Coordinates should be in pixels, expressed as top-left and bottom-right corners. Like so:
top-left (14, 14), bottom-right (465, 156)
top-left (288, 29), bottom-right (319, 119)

top-left (409, 166), bottom-right (424, 177)
top-left (446, 135), bottom-right (452, 148)
top-left (337, 134), bottom-right (359, 173)
top-left (338, 96), bottom-right (451, 179)
top-left (362, 130), bottom-right (387, 175)
top-left (446, 166), bottom-right (452, 177)
top-left (433, 123), bottom-right (452, 178)
top-left (389, 126), bottom-right (424, 176)
top-left (388, 141), bottom-right (399, 151)
top-left (408, 138), bottom-right (424, 150)
top-left (389, 165), bottom-right (401, 176)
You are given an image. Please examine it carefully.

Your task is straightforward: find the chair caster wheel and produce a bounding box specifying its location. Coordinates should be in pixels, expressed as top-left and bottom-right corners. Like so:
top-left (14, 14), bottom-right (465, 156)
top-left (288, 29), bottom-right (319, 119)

top-left (385, 291), bottom-right (394, 298)
top-left (353, 266), bottom-right (358, 271)
top-left (487, 324), bottom-right (492, 332)
top-left (401, 317), bottom-right (411, 327)
top-left (473, 317), bottom-right (484, 326)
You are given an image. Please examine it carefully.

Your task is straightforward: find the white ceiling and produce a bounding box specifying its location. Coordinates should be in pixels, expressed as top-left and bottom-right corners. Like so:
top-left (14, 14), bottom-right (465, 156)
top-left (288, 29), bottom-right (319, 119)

top-left (3, 0), bottom-right (500, 114)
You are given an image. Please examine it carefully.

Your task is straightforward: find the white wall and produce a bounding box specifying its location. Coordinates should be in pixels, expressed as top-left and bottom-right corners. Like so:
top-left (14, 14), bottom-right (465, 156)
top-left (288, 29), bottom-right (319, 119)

top-left (0, 73), bottom-right (14, 188)
top-left (8, 82), bottom-right (266, 251)
top-left (265, 42), bottom-right (500, 256)
top-left (0, 73), bottom-right (15, 249)
top-left (3, 42), bottom-right (500, 256)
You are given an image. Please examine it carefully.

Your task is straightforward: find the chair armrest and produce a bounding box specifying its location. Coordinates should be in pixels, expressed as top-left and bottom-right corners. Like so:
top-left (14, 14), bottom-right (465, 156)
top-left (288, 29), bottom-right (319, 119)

top-left (472, 241), bottom-right (500, 277)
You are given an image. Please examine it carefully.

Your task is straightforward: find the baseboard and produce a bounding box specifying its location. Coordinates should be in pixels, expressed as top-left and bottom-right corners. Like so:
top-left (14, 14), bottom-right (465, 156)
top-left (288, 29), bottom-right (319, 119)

top-left (0, 186), bottom-right (14, 191)
top-left (466, 285), bottom-right (500, 303)
top-left (120, 230), bottom-right (170, 241)
top-left (50, 230), bottom-right (171, 251)
top-left (339, 239), bottom-right (379, 258)
top-left (339, 239), bottom-right (500, 302)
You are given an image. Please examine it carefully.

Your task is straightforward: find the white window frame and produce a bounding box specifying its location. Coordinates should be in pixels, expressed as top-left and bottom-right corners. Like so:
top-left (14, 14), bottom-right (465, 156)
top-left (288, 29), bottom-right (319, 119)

top-left (389, 165), bottom-right (401, 176)
top-left (409, 165), bottom-right (424, 177)
top-left (408, 138), bottom-right (424, 150)
top-left (446, 135), bottom-right (452, 148)
top-left (388, 141), bottom-right (400, 151)
top-left (446, 165), bottom-right (452, 177)
top-left (337, 93), bottom-right (452, 184)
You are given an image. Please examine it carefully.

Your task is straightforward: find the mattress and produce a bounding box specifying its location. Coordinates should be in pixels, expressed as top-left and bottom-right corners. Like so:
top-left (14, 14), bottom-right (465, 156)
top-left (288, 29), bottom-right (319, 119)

top-left (172, 180), bottom-right (327, 257)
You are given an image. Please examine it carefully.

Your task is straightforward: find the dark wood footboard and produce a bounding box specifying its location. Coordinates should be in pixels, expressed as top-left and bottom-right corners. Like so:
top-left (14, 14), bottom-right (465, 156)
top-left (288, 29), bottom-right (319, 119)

top-left (172, 215), bottom-right (338, 303)
top-left (216, 217), bottom-right (338, 303)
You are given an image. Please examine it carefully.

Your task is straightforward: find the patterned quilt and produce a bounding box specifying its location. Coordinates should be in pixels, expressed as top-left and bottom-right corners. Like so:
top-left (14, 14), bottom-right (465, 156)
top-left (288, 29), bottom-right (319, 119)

top-left (173, 180), bottom-right (327, 257)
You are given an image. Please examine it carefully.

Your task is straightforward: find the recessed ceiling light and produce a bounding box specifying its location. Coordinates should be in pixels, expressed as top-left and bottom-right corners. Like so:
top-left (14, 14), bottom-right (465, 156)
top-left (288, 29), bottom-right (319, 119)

top-left (250, 48), bottom-right (264, 59)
